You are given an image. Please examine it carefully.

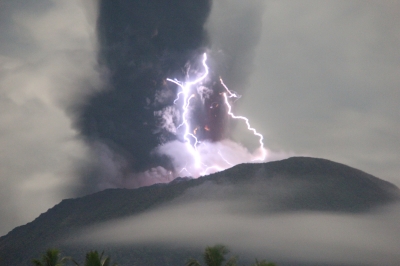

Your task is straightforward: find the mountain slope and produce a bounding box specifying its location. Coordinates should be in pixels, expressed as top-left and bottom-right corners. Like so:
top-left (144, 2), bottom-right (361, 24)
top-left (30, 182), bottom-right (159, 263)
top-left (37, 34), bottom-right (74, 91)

top-left (0, 157), bottom-right (399, 266)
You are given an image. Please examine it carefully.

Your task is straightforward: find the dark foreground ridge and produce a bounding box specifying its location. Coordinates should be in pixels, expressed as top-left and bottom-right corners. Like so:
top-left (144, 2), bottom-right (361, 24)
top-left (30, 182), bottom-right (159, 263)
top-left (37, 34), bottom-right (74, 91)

top-left (0, 157), bottom-right (399, 265)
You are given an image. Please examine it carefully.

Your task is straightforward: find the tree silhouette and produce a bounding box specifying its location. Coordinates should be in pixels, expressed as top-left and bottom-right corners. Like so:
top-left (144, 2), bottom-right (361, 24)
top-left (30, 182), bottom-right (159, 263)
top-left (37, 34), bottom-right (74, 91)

top-left (252, 259), bottom-right (276, 266)
top-left (186, 244), bottom-right (237, 266)
top-left (74, 250), bottom-right (117, 266)
top-left (32, 249), bottom-right (70, 266)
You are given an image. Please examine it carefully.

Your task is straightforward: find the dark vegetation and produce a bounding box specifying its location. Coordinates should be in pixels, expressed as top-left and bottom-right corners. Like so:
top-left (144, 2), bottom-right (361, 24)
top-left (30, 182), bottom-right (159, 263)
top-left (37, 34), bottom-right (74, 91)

top-left (32, 249), bottom-right (116, 266)
top-left (185, 244), bottom-right (276, 266)
top-left (1, 157), bottom-right (399, 265)
top-left (32, 245), bottom-right (275, 266)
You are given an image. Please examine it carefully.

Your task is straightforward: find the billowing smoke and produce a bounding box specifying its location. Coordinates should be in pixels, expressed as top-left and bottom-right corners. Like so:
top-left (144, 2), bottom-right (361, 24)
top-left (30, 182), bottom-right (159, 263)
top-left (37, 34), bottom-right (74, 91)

top-left (77, 0), bottom-right (285, 190)
top-left (0, 0), bottom-right (101, 235)
top-left (77, 0), bottom-right (210, 191)
top-left (79, 0), bottom-right (211, 163)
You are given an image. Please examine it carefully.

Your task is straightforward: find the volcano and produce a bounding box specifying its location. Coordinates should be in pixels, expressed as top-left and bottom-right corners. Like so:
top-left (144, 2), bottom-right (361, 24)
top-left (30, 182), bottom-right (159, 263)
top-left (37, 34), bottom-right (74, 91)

top-left (0, 157), bottom-right (399, 265)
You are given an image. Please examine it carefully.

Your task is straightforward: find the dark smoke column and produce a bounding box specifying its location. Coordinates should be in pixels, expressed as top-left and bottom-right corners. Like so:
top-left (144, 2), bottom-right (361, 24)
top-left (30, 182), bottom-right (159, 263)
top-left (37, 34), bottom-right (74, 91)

top-left (78, 0), bottom-right (214, 173)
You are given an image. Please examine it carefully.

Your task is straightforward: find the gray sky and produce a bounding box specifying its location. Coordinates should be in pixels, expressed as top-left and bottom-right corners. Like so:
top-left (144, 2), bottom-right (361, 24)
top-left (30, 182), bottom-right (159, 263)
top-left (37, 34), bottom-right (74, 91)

top-left (218, 0), bottom-right (400, 186)
top-left (0, 0), bottom-right (100, 235)
top-left (208, 0), bottom-right (399, 185)
top-left (0, 0), bottom-right (399, 238)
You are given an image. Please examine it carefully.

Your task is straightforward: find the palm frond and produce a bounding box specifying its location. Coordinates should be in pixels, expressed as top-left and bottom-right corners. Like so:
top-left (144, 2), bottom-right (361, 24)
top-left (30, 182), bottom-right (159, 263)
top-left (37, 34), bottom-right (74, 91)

top-left (203, 245), bottom-right (229, 266)
top-left (102, 257), bottom-right (110, 266)
top-left (186, 258), bottom-right (202, 266)
top-left (252, 259), bottom-right (276, 266)
top-left (224, 256), bottom-right (237, 266)
top-left (32, 259), bottom-right (43, 266)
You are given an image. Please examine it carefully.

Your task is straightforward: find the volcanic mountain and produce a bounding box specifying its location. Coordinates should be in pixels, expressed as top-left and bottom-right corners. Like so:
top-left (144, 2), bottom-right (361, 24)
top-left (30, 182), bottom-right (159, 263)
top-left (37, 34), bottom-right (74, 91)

top-left (0, 157), bottom-right (399, 265)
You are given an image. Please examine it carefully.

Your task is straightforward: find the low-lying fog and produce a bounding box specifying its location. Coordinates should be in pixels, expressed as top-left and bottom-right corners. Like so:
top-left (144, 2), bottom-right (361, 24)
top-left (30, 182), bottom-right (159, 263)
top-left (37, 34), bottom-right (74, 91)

top-left (70, 198), bottom-right (400, 266)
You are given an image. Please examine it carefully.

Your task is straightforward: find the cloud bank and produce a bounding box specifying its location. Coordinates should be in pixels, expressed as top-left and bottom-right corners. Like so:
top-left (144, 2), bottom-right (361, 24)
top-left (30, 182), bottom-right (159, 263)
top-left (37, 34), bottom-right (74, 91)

top-left (73, 200), bottom-right (400, 265)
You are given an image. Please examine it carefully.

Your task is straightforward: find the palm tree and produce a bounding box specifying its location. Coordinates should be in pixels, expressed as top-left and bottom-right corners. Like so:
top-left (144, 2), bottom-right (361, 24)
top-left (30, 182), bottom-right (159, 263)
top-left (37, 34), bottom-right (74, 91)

top-left (72, 250), bottom-right (117, 266)
top-left (32, 249), bottom-right (70, 266)
top-left (186, 244), bottom-right (237, 266)
top-left (252, 259), bottom-right (276, 266)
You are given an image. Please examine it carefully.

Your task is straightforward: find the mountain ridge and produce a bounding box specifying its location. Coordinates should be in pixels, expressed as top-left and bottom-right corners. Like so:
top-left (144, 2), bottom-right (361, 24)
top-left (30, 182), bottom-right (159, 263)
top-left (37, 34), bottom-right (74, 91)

top-left (1, 157), bottom-right (399, 265)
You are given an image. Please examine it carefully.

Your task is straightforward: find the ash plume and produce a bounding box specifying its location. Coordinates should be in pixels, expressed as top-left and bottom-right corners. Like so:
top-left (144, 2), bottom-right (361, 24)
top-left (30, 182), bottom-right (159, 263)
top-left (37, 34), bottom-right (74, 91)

top-left (76, 0), bottom-right (274, 191)
top-left (77, 0), bottom-right (211, 187)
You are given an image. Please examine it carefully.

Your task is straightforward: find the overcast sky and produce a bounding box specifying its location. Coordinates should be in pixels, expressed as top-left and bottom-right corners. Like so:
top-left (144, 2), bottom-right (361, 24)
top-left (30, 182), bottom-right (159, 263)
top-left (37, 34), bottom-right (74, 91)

top-left (230, 0), bottom-right (400, 186)
top-left (0, 0), bottom-right (399, 238)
